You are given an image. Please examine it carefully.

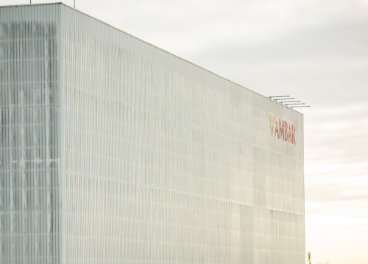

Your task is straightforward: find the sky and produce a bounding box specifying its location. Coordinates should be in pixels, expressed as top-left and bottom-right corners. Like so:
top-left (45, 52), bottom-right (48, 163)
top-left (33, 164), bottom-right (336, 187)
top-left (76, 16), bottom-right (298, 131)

top-left (2, 0), bottom-right (368, 263)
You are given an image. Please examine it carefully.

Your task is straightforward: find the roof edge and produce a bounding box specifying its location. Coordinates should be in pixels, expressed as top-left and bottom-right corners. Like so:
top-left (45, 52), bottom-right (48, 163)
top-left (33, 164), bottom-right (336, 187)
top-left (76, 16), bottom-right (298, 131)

top-left (0, 2), bottom-right (303, 115)
top-left (0, 2), bottom-right (62, 8)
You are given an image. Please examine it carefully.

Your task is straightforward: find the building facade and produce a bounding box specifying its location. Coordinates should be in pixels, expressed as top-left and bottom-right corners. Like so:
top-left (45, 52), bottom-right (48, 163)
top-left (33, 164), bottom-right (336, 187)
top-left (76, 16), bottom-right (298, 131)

top-left (0, 3), bottom-right (305, 263)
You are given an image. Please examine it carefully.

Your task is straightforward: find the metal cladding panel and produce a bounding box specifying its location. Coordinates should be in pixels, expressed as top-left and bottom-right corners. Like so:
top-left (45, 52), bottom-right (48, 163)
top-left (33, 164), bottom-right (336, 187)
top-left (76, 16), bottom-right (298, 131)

top-left (0, 3), bottom-right (304, 263)
top-left (0, 3), bottom-right (62, 264)
top-left (60, 4), bottom-right (304, 264)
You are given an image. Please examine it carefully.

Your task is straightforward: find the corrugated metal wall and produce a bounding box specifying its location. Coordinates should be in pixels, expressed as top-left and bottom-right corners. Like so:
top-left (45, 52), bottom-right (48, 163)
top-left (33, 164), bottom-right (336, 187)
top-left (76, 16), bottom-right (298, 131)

top-left (0, 4), bottom-right (61, 264)
top-left (0, 3), bottom-right (304, 263)
top-left (60, 3), bottom-right (304, 264)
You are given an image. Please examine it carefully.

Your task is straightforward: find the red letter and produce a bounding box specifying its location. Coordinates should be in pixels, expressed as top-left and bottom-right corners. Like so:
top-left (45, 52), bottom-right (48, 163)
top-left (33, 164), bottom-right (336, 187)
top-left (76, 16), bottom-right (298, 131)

top-left (275, 119), bottom-right (279, 138)
top-left (292, 124), bottom-right (296, 145)
top-left (288, 123), bottom-right (291, 143)
top-left (284, 121), bottom-right (288, 141)
top-left (278, 119), bottom-right (284, 140)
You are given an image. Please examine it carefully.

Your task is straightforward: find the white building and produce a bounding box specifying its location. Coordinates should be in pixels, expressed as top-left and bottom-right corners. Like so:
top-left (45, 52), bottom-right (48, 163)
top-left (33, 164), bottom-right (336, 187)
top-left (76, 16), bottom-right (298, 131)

top-left (0, 3), bottom-right (305, 263)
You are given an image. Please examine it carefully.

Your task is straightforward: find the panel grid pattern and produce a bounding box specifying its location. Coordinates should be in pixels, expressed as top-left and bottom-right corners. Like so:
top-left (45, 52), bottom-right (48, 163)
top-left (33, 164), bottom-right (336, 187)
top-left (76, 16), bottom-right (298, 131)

top-left (0, 4), bottom-right (304, 263)
top-left (60, 4), bottom-right (304, 264)
top-left (0, 4), bottom-right (61, 264)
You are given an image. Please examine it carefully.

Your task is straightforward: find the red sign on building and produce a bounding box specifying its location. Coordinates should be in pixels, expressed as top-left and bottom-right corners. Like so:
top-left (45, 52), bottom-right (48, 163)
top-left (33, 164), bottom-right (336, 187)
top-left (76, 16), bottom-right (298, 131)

top-left (269, 114), bottom-right (296, 145)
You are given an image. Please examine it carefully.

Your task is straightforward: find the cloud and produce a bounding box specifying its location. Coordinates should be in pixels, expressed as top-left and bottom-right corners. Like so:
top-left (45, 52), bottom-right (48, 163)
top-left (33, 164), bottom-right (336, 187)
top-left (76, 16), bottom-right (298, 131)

top-left (2, 0), bottom-right (368, 262)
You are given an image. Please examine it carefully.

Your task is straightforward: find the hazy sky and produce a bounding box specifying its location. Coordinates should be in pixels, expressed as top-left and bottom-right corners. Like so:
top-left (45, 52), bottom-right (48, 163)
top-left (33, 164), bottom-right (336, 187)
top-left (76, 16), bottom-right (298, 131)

top-left (2, 0), bottom-right (368, 263)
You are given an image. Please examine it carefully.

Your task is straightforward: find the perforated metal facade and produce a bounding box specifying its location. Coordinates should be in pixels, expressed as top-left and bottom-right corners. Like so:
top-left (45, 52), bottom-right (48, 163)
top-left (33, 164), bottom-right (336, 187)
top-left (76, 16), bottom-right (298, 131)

top-left (0, 3), bottom-right (305, 264)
